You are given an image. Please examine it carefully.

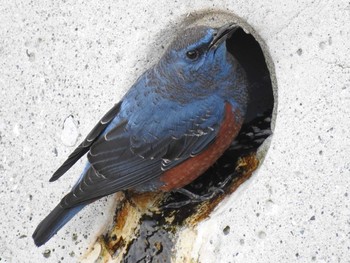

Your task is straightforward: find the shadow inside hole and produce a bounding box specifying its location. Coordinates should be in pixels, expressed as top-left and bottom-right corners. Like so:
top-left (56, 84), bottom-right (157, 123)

top-left (228, 28), bottom-right (274, 123)
top-left (117, 27), bottom-right (275, 262)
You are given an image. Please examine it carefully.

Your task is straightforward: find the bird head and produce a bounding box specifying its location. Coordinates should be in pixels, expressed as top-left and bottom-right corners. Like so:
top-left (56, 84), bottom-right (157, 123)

top-left (160, 24), bottom-right (238, 85)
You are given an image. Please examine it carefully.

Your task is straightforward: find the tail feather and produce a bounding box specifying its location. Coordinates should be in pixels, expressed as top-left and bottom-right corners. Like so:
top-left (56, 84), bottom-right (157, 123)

top-left (32, 203), bottom-right (85, 246)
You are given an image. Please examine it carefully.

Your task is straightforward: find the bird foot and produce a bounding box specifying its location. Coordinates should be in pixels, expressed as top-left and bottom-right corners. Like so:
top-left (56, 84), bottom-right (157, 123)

top-left (162, 187), bottom-right (225, 209)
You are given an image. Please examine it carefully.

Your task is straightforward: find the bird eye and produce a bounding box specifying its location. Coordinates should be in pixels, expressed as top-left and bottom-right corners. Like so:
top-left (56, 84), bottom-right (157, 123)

top-left (186, 49), bottom-right (199, 60)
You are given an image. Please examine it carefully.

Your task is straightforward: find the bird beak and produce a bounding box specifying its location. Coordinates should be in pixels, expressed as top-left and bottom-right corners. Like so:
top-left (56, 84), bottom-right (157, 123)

top-left (208, 23), bottom-right (238, 50)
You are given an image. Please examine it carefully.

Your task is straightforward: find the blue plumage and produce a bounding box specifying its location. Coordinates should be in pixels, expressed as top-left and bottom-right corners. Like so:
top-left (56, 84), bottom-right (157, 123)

top-left (33, 24), bottom-right (248, 246)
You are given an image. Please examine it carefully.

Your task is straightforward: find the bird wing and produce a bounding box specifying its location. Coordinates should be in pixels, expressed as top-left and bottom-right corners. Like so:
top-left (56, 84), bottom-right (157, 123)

top-left (60, 101), bottom-right (226, 208)
top-left (49, 102), bottom-right (122, 182)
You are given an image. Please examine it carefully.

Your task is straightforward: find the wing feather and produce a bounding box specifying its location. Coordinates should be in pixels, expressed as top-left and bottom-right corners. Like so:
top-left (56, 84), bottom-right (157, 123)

top-left (61, 102), bottom-right (227, 208)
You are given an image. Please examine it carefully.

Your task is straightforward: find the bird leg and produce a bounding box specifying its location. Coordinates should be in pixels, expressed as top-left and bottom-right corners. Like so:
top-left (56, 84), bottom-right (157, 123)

top-left (162, 187), bottom-right (225, 209)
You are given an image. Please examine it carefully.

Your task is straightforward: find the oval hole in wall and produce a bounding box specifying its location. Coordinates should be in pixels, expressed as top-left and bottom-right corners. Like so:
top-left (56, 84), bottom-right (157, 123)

top-left (157, 11), bottom-right (276, 210)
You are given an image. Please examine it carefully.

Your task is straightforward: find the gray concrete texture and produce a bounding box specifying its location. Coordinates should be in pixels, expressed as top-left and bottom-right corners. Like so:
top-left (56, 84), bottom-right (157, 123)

top-left (0, 0), bottom-right (349, 262)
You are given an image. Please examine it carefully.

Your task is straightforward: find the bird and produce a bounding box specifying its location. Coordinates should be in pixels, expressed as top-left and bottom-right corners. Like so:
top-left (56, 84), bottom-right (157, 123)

top-left (32, 23), bottom-right (248, 247)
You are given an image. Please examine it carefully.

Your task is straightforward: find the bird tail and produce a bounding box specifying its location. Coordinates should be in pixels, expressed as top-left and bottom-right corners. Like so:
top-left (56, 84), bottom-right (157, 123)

top-left (32, 203), bottom-right (85, 246)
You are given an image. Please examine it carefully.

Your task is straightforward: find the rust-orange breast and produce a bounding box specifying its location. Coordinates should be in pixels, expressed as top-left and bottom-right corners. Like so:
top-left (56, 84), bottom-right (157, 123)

top-left (160, 103), bottom-right (243, 191)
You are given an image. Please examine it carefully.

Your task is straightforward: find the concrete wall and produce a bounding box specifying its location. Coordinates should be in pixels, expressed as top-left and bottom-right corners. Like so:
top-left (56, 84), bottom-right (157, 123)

top-left (0, 0), bottom-right (349, 262)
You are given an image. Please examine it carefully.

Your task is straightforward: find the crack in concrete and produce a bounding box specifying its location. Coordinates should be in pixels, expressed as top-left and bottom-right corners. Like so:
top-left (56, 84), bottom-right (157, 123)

top-left (315, 57), bottom-right (350, 71)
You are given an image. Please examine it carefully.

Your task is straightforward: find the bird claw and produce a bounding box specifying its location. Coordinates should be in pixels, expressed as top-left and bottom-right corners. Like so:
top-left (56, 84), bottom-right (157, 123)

top-left (161, 199), bottom-right (193, 209)
top-left (161, 186), bottom-right (225, 209)
top-left (207, 186), bottom-right (225, 195)
top-left (217, 172), bottom-right (235, 188)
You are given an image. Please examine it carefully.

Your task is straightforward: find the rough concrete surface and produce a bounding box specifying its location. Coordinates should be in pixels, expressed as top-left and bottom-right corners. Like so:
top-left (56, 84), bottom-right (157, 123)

top-left (0, 0), bottom-right (349, 262)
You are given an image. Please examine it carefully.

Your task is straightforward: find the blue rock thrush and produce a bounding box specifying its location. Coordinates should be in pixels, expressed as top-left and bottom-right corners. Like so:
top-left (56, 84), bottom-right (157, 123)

top-left (32, 23), bottom-right (248, 246)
